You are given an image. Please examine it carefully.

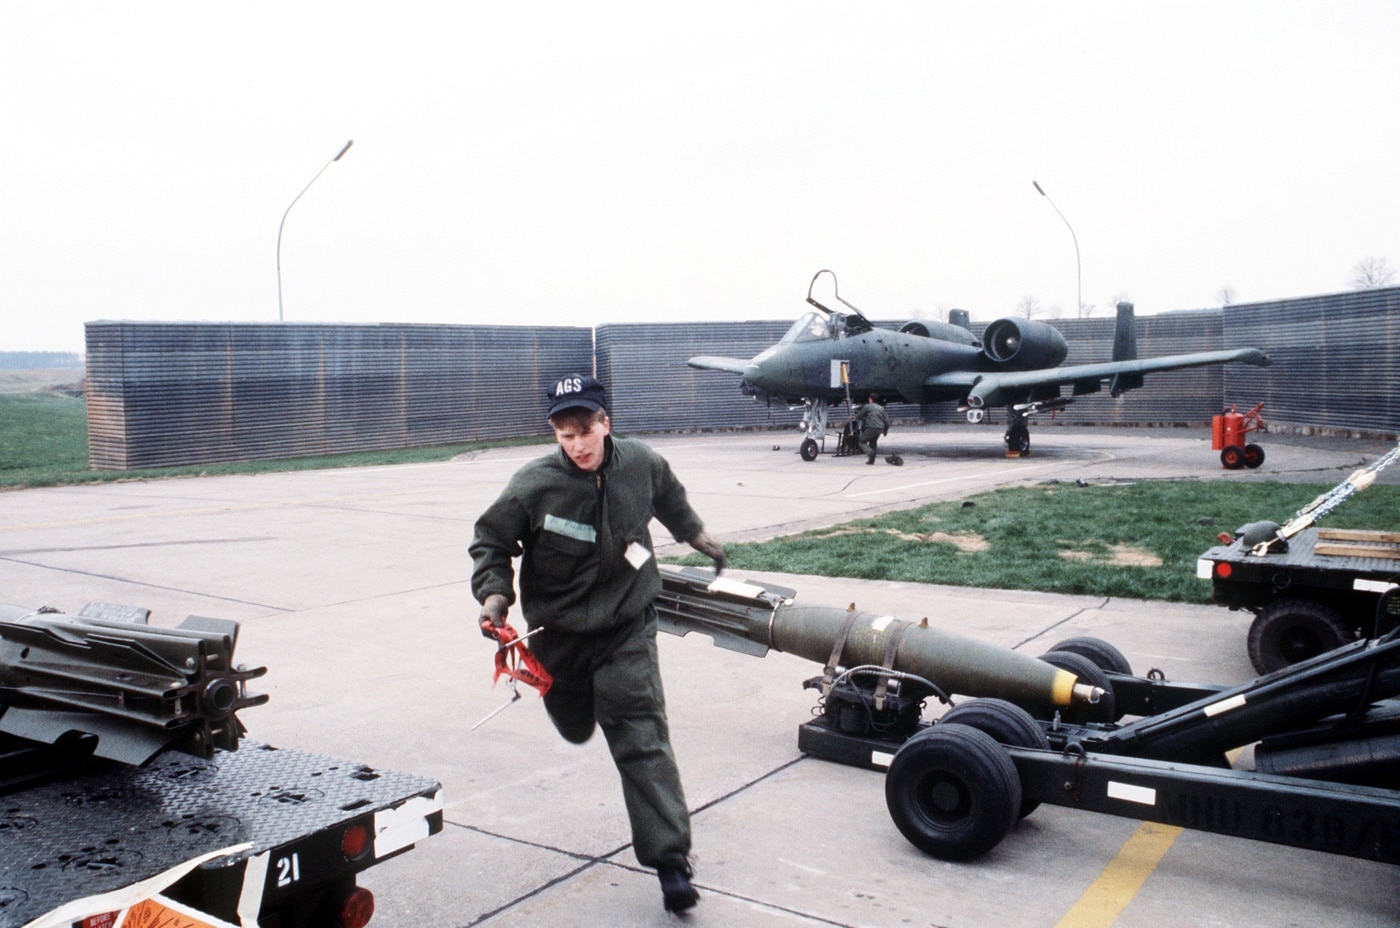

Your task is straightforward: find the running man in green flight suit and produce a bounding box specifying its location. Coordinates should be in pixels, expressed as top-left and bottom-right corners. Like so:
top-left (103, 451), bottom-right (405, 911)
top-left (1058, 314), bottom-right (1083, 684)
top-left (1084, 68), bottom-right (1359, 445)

top-left (470, 373), bottom-right (725, 914)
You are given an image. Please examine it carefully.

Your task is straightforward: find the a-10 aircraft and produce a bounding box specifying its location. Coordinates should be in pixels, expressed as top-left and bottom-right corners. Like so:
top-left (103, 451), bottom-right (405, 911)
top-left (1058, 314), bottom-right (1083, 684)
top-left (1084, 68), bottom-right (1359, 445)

top-left (688, 270), bottom-right (1272, 460)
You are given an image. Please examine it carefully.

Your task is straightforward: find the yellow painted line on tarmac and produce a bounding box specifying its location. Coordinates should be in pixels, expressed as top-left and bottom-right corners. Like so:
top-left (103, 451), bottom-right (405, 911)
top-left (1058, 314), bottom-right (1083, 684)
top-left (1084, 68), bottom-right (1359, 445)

top-left (1053, 821), bottom-right (1184, 928)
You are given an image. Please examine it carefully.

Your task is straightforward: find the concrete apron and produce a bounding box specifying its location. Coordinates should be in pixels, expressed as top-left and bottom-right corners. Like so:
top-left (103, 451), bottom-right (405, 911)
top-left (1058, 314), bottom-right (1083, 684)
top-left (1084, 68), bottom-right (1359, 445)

top-left (0, 425), bottom-right (1396, 927)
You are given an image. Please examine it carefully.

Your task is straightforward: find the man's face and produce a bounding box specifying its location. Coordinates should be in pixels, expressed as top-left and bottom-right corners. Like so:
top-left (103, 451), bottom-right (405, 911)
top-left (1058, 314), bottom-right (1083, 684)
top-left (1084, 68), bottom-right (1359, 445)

top-left (553, 413), bottom-right (610, 472)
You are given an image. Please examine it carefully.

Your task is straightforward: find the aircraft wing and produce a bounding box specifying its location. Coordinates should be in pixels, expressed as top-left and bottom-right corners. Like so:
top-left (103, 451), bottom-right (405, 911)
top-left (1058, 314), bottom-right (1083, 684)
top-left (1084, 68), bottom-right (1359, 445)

top-left (943, 347), bottom-right (1271, 408)
top-left (688, 356), bottom-right (752, 375)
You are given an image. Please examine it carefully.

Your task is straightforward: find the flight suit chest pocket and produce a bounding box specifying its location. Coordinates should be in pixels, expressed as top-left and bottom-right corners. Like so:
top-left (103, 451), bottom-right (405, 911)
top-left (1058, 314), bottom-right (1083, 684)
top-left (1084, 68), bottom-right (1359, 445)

top-left (534, 515), bottom-right (597, 581)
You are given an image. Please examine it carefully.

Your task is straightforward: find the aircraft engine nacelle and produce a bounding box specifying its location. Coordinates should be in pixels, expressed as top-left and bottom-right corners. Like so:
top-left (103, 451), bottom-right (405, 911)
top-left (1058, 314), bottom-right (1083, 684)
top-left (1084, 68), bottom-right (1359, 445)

top-left (899, 319), bottom-right (980, 346)
top-left (981, 318), bottom-right (1069, 370)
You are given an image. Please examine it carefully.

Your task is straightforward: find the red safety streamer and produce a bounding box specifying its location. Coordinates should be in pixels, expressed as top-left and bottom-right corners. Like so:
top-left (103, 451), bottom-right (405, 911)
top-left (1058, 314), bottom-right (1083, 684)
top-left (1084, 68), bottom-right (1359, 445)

top-left (480, 620), bottom-right (553, 697)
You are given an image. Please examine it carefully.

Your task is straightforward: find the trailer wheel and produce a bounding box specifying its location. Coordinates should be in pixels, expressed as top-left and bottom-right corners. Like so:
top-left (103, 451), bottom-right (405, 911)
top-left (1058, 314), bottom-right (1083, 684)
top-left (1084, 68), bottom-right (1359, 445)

top-left (1046, 636), bottom-right (1133, 676)
top-left (1246, 598), bottom-right (1356, 674)
top-left (800, 438), bottom-right (819, 462)
top-left (1243, 443), bottom-right (1266, 468)
top-left (939, 699), bottom-right (1048, 818)
top-left (1221, 445), bottom-right (1246, 469)
top-left (1038, 650), bottom-right (1119, 722)
top-left (885, 724), bottom-right (1021, 860)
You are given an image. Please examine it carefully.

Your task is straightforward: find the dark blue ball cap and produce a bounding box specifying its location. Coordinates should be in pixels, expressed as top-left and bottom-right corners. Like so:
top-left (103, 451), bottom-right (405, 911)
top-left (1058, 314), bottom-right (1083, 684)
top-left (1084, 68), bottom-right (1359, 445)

top-left (547, 373), bottom-right (607, 418)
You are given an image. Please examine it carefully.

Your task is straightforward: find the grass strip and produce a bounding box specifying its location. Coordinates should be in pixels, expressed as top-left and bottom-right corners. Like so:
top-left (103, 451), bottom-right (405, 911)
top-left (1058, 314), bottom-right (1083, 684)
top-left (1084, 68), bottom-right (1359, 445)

top-left (670, 479), bottom-right (1400, 603)
top-left (0, 393), bottom-right (549, 487)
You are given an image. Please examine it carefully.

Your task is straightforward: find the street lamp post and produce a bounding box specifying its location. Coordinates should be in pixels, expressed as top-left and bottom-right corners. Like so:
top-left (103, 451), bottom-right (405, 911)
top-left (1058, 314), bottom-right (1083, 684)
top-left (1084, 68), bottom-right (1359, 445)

top-left (1032, 180), bottom-right (1081, 317)
top-left (277, 139), bottom-right (354, 321)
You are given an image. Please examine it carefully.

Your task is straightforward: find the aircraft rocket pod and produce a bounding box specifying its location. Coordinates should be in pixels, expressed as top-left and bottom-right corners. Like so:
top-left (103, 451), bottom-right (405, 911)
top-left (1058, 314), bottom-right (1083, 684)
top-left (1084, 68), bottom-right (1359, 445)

top-left (655, 565), bottom-right (1098, 711)
top-left (0, 601), bottom-right (267, 765)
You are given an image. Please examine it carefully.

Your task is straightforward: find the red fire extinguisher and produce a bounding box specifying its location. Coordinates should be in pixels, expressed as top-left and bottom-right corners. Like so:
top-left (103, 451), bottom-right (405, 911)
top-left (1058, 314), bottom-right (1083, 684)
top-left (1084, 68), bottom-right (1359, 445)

top-left (1211, 402), bottom-right (1266, 469)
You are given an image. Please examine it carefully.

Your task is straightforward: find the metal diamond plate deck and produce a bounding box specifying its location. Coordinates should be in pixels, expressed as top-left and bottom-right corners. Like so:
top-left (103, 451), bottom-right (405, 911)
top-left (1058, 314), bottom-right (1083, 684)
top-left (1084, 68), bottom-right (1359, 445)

top-left (0, 741), bottom-right (441, 928)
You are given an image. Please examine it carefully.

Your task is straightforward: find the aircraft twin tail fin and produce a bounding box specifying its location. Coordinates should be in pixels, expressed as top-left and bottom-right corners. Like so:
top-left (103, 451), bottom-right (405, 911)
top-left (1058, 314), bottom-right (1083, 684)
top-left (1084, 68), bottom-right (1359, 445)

top-left (1110, 301), bottom-right (1143, 395)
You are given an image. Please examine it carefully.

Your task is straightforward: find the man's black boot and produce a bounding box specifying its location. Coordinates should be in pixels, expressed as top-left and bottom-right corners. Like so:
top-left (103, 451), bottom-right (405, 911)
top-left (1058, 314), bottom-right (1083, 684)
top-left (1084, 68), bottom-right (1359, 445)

top-left (659, 866), bottom-right (699, 913)
top-left (866, 453), bottom-right (875, 464)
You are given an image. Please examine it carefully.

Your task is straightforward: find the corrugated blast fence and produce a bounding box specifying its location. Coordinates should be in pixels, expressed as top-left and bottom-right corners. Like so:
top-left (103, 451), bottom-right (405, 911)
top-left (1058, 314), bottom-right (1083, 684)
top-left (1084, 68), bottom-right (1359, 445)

top-left (86, 286), bottom-right (1398, 470)
top-left (1224, 287), bottom-right (1399, 436)
top-left (86, 323), bottom-right (593, 469)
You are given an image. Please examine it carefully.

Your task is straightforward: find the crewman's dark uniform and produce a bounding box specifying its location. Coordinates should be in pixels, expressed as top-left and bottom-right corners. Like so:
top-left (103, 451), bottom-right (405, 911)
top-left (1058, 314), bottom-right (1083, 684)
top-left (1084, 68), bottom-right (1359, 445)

top-left (855, 400), bottom-right (889, 463)
top-left (469, 434), bottom-right (703, 870)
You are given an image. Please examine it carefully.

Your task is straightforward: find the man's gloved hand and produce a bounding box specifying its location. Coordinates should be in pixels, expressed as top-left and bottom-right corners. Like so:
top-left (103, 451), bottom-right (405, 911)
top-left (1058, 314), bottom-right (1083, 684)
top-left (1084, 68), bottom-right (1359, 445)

top-left (687, 530), bottom-right (726, 576)
top-left (479, 593), bottom-right (510, 638)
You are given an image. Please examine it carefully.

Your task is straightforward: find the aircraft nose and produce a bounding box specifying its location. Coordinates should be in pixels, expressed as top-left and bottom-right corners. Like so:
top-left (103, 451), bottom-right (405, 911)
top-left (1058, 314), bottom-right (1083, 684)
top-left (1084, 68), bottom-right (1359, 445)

top-left (743, 361), bottom-right (771, 392)
top-left (743, 345), bottom-right (790, 394)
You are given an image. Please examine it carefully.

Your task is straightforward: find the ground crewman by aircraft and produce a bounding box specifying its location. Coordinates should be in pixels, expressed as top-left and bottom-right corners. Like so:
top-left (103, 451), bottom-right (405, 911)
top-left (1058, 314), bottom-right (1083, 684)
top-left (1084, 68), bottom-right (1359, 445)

top-left (855, 393), bottom-right (889, 464)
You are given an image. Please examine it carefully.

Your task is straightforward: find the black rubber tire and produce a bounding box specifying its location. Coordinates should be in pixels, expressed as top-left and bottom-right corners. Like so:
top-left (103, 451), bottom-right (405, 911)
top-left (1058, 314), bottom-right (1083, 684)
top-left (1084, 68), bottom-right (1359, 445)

top-left (1006, 424), bottom-right (1030, 455)
top-left (800, 438), bottom-right (819, 462)
top-left (885, 723), bottom-right (1021, 861)
top-left (1046, 636), bottom-right (1133, 676)
top-left (1037, 650), bottom-right (1118, 723)
top-left (1221, 445), bottom-right (1245, 469)
top-left (1246, 598), bottom-right (1356, 675)
top-left (939, 699), bottom-right (1048, 818)
top-left (1243, 443), bottom-right (1266, 468)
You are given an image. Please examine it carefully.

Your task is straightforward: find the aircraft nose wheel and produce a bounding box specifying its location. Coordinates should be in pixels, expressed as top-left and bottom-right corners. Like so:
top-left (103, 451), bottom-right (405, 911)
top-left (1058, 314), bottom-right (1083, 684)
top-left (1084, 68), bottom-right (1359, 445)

top-left (800, 438), bottom-right (820, 461)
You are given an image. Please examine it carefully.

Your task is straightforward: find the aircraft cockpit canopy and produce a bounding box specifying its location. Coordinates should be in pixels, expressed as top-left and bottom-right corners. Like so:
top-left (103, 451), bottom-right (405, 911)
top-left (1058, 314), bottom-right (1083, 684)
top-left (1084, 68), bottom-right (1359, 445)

top-left (780, 311), bottom-right (846, 345)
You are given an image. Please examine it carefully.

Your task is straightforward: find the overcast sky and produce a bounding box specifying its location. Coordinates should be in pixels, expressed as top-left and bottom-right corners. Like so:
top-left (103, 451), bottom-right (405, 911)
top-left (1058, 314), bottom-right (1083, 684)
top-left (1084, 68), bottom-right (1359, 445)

top-left (3, 2), bottom-right (1397, 353)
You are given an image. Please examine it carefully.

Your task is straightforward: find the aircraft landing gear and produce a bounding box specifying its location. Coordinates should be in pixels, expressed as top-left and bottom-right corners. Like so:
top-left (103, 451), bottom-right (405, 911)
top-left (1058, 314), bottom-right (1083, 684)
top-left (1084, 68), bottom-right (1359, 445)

top-left (1001, 397), bottom-right (1071, 457)
top-left (799, 398), bottom-right (833, 461)
top-left (1004, 412), bottom-right (1031, 457)
top-left (797, 395), bottom-right (877, 461)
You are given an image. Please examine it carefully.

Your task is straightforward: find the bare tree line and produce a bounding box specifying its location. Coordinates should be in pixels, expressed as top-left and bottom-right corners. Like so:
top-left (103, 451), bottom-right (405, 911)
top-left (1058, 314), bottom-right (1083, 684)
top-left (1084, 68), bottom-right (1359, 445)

top-left (1012, 256), bottom-right (1396, 320)
top-left (924, 255), bottom-right (1393, 325)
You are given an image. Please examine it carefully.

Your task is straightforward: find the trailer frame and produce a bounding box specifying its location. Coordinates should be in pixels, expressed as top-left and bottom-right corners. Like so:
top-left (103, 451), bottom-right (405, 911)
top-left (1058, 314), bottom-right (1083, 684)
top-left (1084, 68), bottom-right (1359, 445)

top-left (799, 626), bottom-right (1400, 863)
